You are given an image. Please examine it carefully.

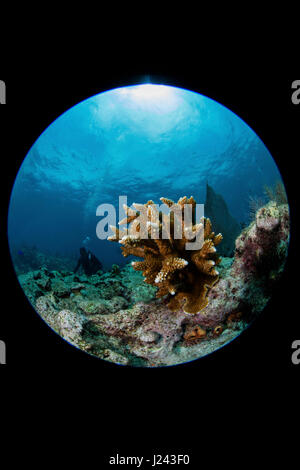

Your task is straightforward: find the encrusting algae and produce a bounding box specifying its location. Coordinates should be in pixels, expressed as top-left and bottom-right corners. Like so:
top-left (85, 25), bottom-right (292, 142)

top-left (108, 196), bottom-right (223, 314)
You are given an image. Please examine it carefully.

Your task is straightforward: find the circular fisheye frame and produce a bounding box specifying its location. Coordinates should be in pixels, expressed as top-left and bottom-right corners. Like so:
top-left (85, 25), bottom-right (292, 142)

top-left (8, 84), bottom-right (290, 367)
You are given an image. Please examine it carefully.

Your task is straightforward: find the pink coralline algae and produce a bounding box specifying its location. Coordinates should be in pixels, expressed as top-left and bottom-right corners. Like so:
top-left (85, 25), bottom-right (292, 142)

top-left (189, 201), bottom-right (290, 323)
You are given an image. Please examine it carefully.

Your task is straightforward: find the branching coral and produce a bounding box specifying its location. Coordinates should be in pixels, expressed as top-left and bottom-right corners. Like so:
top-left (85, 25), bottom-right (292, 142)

top-left (108, 196), bottom-right (223, 314)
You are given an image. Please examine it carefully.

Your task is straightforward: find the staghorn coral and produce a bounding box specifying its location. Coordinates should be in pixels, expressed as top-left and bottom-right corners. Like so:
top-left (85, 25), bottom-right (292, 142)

top-left (108, 196), bottom-right (223, 314)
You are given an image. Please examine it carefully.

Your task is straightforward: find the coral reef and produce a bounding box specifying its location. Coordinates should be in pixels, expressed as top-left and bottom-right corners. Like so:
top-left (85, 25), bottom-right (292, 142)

top-left (248, 181), bottom-right (288, 222)
top-left (17, 199), bottom-right (289, 367)
top-left (204, 183), bottom-right (241, 257)
top-left (108, 196), bottom-right (223, 314)
top-left (10, 245), bottom-right (78, 274)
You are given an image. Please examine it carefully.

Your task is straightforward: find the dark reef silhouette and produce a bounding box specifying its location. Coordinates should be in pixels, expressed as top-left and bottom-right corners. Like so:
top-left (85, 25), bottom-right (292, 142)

top-left (204, 183), bottom-right (240, 257)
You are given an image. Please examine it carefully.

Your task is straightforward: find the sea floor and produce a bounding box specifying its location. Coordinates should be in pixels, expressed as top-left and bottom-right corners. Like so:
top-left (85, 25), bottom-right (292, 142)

top-left (13, 200), bottom-right (290, 367)
top-left (17, 258), bottom-right (247, 367)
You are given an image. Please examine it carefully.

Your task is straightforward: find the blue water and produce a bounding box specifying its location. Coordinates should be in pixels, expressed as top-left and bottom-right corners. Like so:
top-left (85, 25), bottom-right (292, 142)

top-left (7, 84), bottom-right (284, 269)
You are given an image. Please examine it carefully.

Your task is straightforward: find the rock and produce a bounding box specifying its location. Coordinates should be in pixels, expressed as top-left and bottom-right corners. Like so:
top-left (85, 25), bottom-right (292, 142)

top-left (36, 277), bottom-right (51, 291)
top-left (70, 282), bottom-right (85, 293)
top-left (51, 279), bottom-right (71, 298)
top-left (204, 183), bottom-right (241, 257)
top-left (40, 266), bottom-right (50, 276)
top-left (111, 264), bottom-right (120, 275)
top-left (56, 309), bottom-right (85, 347)
top-left (109, 296), bottom-right (129, 312)
top-left (36, 297), bottom-right (90, 351)
top-left (78, 299), bottom-right (110, 316)
top-left (88, 274), bottom-right (103, 287)
top-left (61, 271), bottom-right (73, 277)
top-left (97, 279), bottom-right (125, 299)
top-left (100, 349), bottom-right (129, 365)
top-left (35, 295), bottom-right (59, 327)
top-left (18, 272), bottom-right (44, 303)
top-left (48, 270), bottom-right (60, 279)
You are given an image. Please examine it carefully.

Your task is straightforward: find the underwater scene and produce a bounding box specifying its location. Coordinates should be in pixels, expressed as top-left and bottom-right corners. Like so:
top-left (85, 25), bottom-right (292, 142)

top-left (7, 84), bottom-right (290, 367)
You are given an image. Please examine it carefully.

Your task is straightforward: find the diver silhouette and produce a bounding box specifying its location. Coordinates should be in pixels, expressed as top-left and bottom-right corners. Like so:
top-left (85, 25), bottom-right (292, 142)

top-left (74, 247), bottom-right (102, 276)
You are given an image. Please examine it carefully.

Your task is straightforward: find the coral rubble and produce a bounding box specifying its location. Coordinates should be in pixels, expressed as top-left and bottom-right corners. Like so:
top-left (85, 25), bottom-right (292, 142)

top-left (108, 196), bottom-right (223, 314)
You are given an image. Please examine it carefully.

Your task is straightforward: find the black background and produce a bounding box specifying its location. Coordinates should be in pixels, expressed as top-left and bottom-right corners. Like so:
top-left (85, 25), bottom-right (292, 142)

top-left (0, 63), bottom-right (299, 461)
